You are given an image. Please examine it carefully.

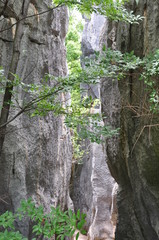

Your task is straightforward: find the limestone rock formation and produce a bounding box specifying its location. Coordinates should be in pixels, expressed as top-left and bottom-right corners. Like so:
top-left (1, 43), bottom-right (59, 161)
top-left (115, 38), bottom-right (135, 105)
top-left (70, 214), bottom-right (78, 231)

top-left (0, 0), bottom-right (72, 237)
top-left (1, 1), bottom-right (158, 239)
top-left (101, 0), bottom-right (159, 239)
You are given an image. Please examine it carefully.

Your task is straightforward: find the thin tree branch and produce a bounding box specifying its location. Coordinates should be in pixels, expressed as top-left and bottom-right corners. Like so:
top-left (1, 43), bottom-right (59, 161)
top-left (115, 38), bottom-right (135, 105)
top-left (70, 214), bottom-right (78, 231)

top-left (131, 124), bottom-right (159, 154)
top-left (0, 196), bottom-right (9, 205)
top-left (0, 83), bottom-right (63, 129)
top-left (0, 71), bottom-right (99, 129)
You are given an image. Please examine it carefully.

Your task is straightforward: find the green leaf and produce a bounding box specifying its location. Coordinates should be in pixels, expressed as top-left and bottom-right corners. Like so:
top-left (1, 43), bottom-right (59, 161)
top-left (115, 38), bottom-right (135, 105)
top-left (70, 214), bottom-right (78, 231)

top-left (81, 229), bottom-right (87, 235)
top-left (77, 209), bottom-right (80, 220)
top-left (76, 232), bottom-right (80, 240)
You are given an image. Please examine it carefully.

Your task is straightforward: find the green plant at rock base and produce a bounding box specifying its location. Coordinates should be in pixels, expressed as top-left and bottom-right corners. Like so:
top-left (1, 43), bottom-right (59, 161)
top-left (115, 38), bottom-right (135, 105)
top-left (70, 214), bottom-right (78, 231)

top-left (0, 198), bottom-right (86, 240)
top-left (0, 211), bottom-right (26, 240)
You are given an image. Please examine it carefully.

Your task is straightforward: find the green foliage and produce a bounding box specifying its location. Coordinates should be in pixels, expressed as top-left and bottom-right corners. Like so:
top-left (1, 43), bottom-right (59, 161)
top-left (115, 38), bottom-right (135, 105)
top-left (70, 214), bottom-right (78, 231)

top-left (53, 0), bottom-right (144, 24)
top-left (2, 46), bottom-right (159, 143)
top-left (71, 130), bottom-right (85, 163)
top-left (0, 211), bottom-right (27, 240)
top-left (66, 10), bottom-right (83, 76)
top-left (0, 67), bottom-right (8, 97)
top-left (65, 10), bottom-right (85, 162)
top-left (140, 50), bottom-right (159, 113)
top-left (0, 211), bottom-right (15, 229)
top-left (0, 198), bottom-right (86, 240)
top-left (83, 47), bottom-right (159, 113)
top-left (65, 94), bottom-right (119, 144)
top-left (0, 230), bottom-right (27, 240)
top-left (83, 48), bottom-right (144, 80)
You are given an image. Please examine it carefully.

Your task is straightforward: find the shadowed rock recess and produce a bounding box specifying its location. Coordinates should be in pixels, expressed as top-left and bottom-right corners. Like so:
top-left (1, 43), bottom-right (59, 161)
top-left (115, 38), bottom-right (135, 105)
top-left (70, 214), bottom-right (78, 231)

top-left (0, 0), bottom-right (72, 237)
top-left (101, 0), bottom-right (159, 239)
top-left (71, 13), bottom-right (116, 240)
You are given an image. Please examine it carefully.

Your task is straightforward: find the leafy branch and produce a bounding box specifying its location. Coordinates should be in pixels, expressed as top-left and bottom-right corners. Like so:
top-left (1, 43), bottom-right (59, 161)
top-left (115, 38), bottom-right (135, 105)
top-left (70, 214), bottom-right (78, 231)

top-left (1, 47), bottom-right (159, 143)
top-left (53, 0), bottom-right (144, 23)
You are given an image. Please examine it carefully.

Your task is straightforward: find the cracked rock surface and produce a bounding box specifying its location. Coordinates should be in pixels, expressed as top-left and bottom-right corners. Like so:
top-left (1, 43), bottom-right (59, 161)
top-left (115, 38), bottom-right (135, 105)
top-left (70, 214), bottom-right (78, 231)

top-left (101, 1), bottom-right (159, 239)
top-left (0, 1), bottom-right (72, 237)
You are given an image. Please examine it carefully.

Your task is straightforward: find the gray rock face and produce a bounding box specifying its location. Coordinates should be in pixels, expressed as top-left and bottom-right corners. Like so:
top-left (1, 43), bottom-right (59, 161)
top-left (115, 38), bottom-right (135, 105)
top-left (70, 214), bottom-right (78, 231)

top-left (71, 143), bottom-right (115, 240)
top-left (81, 13), bottom-right (107, 54)
top-left (101, 0), bottom-right (159, 239)
top-left (71, 14), bottom-right (115, 240)
top-left (0, 1), bottom-right (72, 237)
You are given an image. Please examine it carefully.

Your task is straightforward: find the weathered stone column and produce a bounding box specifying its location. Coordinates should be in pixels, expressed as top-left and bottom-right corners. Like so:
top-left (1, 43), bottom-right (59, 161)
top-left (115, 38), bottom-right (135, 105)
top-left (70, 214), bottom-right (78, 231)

top-left (101, 0), bottom-right (159, 239)
top-left (0, 0), bottom-right (72, 237)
